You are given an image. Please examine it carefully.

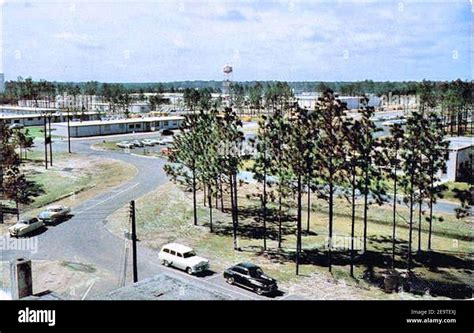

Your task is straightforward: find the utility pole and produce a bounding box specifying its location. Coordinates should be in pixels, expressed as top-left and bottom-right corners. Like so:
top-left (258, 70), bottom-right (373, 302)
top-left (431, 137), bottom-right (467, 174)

top-left (48, 114), bottom-right (53, 166)
top-left (43, 114), bottom-right (48, 169)
top-left (130, 200), bottom-right (138, 283)
top-left (0, 122), bottom-right (4, 224)
top-left (67, 108), bottom-right (71, 153)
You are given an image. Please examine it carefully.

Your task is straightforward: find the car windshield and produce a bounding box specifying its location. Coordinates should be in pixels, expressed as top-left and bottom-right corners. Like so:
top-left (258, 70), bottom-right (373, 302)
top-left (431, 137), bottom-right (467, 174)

top-left (249, 267), bottom-right (264, 277)
top-left (183, 251), bottom-right (196, 258)
top-left (50, 208), bottom-right (61, 212)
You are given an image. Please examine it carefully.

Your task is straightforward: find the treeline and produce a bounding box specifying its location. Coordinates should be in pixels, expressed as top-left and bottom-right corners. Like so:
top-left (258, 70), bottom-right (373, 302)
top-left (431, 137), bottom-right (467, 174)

top-left (165, 85), bottom-right (468, 276)
top-left (0, 121), bottom-right (43, 223)
top-left (3, 77), bottom-right (472, 100)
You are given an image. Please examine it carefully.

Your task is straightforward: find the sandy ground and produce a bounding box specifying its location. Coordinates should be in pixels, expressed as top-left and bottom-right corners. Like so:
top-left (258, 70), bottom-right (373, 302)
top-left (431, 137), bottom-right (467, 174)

top-left (1, 259), bottom-right (113, 300)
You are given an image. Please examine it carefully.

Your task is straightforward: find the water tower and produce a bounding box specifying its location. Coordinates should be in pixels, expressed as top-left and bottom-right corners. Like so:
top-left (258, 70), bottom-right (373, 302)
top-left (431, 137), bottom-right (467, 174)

top-left (222, 64), bottom-right (233, 95)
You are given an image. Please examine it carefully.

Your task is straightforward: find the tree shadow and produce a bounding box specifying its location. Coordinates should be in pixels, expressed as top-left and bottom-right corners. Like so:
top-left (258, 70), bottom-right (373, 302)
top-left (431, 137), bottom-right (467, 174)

top-left (212, 206), bottom-right (298, 242)
top-left (262, 244), bottom-right (473, 299)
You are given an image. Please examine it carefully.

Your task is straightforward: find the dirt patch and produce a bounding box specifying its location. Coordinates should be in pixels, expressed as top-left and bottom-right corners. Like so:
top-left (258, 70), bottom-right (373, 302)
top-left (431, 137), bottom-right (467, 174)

top-left (1, 260), bottom-right (113, 299)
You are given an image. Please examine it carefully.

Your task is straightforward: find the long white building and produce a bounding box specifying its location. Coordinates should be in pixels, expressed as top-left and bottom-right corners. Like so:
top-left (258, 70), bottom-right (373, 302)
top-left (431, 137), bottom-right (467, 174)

top-left (67, 116), bottom-right (184, 137)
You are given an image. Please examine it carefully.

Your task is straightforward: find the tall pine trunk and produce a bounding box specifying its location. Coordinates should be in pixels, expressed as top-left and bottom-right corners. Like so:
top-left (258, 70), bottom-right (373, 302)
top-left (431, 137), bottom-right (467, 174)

top-left (328, 178), bottom-right (334, 273)
top-left (230, 173), bottom-right (238, 250)
top-left (362, 169), bottom-right (369, 253)
top-left (428, 167), bottom-right (434, 250)
top-left (233, 173), bottom-right (239, 228)
top-left (219, 176), bottom-right (224, 212)
top-left (350, 166), bottom-right (356, 277)
top-left (417, 198), bottom-right (422, 252)
top-left (306, 178), bottom-right (311, 233)
top-left (192, 165), bottom-right (197, 226)
top-left (278, 181), bottom-right (283, 249)
top-left (296, 174), bottom-right (302, 275)
top-left (392, 170), bottom-right (398, 269)
top-left (208, 183), bottom-right (213, 233)
top-left (408, 174), bottom-right (415, 271)
top-left (262, 154), bottom-right (267, 250)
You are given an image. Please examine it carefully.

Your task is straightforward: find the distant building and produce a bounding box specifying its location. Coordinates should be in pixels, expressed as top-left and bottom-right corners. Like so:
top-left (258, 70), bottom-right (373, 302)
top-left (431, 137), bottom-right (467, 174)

top-left (0, 111), bottom-right (101, 127)
top-left (0, 73), bottom-right (4, 93)
top-left (441, 137), bottom-right (473, 183)
top-left (67, 116), bottom-right (184, 137)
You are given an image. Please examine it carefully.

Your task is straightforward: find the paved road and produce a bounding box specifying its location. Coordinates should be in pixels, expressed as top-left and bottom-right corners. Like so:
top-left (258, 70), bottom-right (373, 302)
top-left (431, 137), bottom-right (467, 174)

top-left (2, 134), bottom-right (297, 300)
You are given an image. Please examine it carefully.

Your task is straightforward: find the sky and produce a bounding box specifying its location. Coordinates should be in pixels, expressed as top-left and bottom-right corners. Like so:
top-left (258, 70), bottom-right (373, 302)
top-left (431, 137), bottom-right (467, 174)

top-left (1, 0), bottom-right (472, 82)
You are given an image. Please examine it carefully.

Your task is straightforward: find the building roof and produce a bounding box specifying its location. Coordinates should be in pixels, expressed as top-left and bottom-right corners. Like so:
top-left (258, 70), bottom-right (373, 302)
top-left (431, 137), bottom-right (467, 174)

top-left (446, 136), bottom-right (473, 151)
top-left (0, 111), bottom-right (99, 119)
top-left (0, 105), bottom-right (58, 112)
top-left (100, 273), bottom-right (231, 300)
top-left (68, 116), bottom-right (184, 127)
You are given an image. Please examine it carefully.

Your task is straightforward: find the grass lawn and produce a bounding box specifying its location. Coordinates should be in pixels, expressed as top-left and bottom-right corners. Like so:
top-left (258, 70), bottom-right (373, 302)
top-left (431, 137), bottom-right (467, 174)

top-left (106, 180), bottom-right (473, 300)
top-left (25, 126), bottom-right (61, 139)
top-left (441, 181), bottom-right (472, 202)
top-left (0, 152), bottom-right (137, 228)
top-left (92, 141), bottom-right (122, 151)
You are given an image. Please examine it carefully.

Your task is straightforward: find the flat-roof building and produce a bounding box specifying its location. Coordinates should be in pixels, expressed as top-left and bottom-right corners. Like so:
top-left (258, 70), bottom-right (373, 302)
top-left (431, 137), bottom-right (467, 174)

top-left (441, 136), bottom-right (473, 183)
top-left (67, 116), bottom-right (184, 137)
top-left (0, 110), bottom-right (101, 127)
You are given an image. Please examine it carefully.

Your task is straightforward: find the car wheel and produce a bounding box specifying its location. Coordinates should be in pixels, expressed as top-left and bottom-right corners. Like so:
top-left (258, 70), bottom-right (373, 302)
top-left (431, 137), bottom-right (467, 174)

top-left (255, 287), bottom-right (264, 295)
top-left (226, 276), bottom-right (235, 285)
top-left (186, 267), bottom-right (193, 275)
top-left (162, 260), bottom-right (170, 267)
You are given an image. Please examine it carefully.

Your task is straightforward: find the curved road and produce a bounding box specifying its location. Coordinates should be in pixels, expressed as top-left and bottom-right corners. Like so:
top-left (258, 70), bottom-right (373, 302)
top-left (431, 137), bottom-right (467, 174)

top-left (2, 134), bottom-right (293, 300)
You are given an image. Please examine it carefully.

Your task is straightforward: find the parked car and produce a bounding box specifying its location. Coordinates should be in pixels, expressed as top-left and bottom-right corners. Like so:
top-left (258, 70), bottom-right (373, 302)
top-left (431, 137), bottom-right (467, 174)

top-left (130, 140), bottom-right (144, 147)
top-left (158, 243), bottom-right (209, 275)
top-left (38, 205), bottom-right (71, 223)
top-left (149, 138), bottom-right (161, 145)
top-left (158, 137), bottom-right (174, 145)
top-left (161, 129), bottom-right (174, 136)
top-left (223, 262), bottom-right (278, 295)
top-left (116, 141), bottom-right (134, 149)
top-left (9, 123), bottom-right (24, 130)
top-left (9, 217), bottom-right (44, 237)
top-left (141, 139), bottom-right (155, 146)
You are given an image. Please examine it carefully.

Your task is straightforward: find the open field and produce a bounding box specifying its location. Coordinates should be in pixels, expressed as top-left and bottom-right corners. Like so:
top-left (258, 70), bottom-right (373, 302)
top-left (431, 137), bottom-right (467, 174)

top-left (24, 126), bottom-right (61, 139)
top-left (105, 180), bottom-right (473, 299)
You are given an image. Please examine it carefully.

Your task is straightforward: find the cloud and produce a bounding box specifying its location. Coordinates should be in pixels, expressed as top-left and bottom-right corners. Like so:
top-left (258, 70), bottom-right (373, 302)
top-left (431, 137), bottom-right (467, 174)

top-left (3, 1), bottom-right (471, 82)
top-left (216, 9), bottom-right (248, 22)
top-left (53, 32), bottom-right (103, 50)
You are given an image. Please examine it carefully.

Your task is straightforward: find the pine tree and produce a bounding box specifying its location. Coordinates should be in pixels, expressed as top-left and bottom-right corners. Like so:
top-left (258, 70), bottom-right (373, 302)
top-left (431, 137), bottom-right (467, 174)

top-left (315, 90), bottom-right (348, 272)
top-left (381, 123), bottom-right (404, 269)
top-left (285, 106), bottom-right (314, 274)
top-left (400, 111), bottom-right (424, 270)
top-left (343, 116), bottom-right (364, 277)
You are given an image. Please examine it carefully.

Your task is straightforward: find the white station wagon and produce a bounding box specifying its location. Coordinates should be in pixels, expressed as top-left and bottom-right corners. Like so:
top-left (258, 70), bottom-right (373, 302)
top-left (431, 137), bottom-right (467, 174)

top-left (158, 243), bottom-right (209, 275)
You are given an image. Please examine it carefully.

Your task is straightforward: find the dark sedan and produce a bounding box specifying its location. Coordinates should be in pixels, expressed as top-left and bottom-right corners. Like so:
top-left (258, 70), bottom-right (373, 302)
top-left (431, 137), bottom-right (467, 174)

top-left (223, 262), bottom-right (278, 295)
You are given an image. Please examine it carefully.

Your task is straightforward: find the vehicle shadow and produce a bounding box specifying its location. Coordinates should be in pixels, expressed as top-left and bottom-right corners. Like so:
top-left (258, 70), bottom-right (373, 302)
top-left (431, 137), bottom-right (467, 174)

top-left (47, 214), bottom-right (74, 227)
top-left (194, 270), bottom-right (217, 278)
top-left (265, 289), bottom-right (285, 299)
